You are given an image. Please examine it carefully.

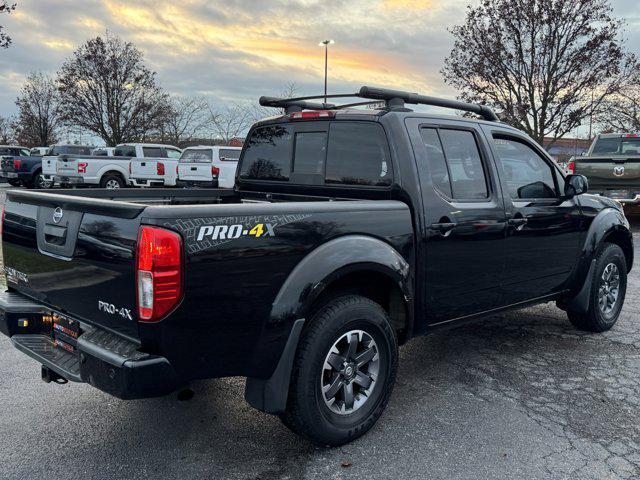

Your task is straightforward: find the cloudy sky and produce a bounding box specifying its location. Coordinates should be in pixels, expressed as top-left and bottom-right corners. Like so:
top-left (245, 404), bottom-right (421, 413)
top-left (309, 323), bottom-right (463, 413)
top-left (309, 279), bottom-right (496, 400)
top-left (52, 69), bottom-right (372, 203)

top-left (0, 0), bottom-right (638, 120)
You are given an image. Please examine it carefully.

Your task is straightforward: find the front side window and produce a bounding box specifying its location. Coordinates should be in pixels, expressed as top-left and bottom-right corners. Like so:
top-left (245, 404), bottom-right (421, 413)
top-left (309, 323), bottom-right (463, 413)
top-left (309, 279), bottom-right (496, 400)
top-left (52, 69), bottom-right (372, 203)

top-left (239, 125), bottom-right (292, 181)
top-left (493, 136), bottom-right (557, 199)
top-left (325, 122), bottom-right (391, 186)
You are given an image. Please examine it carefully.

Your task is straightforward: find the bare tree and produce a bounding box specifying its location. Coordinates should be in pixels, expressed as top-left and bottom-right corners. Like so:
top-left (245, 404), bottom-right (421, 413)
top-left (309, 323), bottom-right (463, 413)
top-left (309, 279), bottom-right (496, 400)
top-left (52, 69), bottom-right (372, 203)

top-left (57, 33), bottom-right (168, 146)
top-left (209, 103), bottom-right (254, 145)
top-left (251, 82), bottom-right (300, 121)
top-left (442, 0), bottom-right (639, 145)
top-left (159, 96), bottom-right (212, 146)
top-left (0, 115), bottom-right (15, 144)
top-left (0, 1), bottom-right (16, 49)
top-left (597, 82), bottom-right (640, 133)
top-left (14, 72), bottom-right (60, 147)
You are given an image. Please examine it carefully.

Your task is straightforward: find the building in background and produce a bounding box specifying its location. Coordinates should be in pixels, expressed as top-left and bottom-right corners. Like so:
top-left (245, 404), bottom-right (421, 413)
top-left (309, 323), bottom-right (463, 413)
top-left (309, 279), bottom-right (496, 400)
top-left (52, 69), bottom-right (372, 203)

top-left (543, 137), bottom-right (592, 163)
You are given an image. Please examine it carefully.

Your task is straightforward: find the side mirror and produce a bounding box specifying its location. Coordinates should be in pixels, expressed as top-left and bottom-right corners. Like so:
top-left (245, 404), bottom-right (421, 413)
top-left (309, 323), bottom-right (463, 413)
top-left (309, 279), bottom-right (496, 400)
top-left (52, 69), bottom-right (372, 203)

top-left (564, 174), bottom-right (588, 198)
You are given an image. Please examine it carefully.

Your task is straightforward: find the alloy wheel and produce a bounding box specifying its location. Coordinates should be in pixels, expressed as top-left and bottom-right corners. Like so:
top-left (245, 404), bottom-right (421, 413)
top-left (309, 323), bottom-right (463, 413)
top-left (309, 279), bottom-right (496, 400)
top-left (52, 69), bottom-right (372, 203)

top-left (598, 262), bottom-right (620, 317)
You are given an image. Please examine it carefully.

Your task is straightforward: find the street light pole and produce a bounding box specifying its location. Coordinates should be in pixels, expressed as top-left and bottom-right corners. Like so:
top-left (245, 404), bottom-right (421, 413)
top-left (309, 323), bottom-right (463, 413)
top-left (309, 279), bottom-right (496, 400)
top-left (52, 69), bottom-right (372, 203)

top-left (319, 40), bottom-right (334, 104)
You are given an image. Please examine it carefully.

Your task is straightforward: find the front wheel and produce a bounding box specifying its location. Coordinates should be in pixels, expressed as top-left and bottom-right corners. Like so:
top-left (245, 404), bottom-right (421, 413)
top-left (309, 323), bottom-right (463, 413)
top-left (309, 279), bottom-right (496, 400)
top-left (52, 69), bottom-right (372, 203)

top-left (280, 295), bottom-right (398, 446)
top-left (567, 243), bottom-right (627, 332)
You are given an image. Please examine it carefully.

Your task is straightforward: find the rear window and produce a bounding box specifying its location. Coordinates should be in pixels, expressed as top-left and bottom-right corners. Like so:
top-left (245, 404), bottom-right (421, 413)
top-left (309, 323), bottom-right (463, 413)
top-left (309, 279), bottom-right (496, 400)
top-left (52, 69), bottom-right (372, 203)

top-left (621, 137), bottom-right (640, 155)
top-left (239, 121), bottom-right (391, 186)
top-left (592, 137), bottom-right (621, 155)
top-left (66, 146), bottom-right (92, 155)
top-left (218, 149), bottom-right (241, 161)
top-left (180, 149), bottom-right (213, 163)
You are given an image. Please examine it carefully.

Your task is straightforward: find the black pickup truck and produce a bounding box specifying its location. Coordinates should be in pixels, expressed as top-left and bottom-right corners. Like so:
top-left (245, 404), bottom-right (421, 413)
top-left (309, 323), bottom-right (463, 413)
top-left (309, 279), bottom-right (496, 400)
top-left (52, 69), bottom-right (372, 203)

top-left (0, 87), bottom-right (633, 446)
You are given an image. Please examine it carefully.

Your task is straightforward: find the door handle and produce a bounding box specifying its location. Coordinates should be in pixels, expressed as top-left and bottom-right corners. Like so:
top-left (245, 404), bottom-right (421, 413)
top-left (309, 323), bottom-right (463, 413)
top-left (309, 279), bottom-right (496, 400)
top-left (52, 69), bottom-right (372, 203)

top-left (508, 217), bottom-right (528, 231)
top-left (431, 222), bottom-right (457, 237)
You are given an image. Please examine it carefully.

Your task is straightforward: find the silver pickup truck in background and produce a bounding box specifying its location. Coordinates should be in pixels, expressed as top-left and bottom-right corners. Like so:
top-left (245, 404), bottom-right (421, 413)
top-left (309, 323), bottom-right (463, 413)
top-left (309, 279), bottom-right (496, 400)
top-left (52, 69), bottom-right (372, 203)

top-left (569, 133), bottom-right (640, 206)
top-left (53, 143), bottom-right (181, 189)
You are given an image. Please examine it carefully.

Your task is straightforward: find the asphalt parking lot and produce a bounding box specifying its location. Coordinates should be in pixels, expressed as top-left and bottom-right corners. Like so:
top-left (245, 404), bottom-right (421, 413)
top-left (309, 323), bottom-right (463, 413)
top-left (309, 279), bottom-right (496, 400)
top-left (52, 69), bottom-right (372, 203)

top-left (0, 185), bottom-right (639, 480)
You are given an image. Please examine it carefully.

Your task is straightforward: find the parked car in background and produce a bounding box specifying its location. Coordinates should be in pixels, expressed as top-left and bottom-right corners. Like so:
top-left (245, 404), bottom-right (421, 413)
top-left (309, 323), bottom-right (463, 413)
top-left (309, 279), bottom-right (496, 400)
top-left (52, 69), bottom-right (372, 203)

top-left (568, 133), bottom-right (640, 206)
top-left (54, 143), bottom-right (181, 189)
top-left (0, 86), bottom-right (632, 447)
top-left (176, 146), bottom-right (242, 188)
top-left (129, 144), bottom-right (182, 187)
top-left (42, 145), bottom-right (95, 186)
top-left (0, 146), bottom-right (31, 186)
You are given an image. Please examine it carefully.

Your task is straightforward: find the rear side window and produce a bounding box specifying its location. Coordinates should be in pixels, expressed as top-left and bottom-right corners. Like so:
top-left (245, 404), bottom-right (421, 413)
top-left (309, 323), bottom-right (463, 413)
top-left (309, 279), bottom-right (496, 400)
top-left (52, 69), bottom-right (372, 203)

top-left (114, 146), bottom-right (136, 157)
top-left (240, 125), bottom-right (292, 181)
top-left (218, 149), bottom-right (241, 161)
top-left (326, 123), bottom-right (391, 186)
top-left (143, 147), bottom-right (166, 158)
top-left (421, 128), bottom-right (488, 199)
top-left (181, 149), bottom-right (213, 163)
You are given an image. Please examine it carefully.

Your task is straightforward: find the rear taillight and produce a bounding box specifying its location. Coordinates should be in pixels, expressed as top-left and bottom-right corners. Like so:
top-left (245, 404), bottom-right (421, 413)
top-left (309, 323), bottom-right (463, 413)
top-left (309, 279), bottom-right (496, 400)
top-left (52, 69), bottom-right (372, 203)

top-left (77, 162), bottom-right (88, 174)
top-left (566, 161), bottom-right (575, 174)
top-left (13, 159), bottom-right (21, 170)
top-left (136, 226), bottom-right (183, 322)
top-left (0, 206), bottom-right (5, 236)
top-left (128, 162), bottom-right (132, 174)
top-left (157, 162), bottom-right (165, 176)
top-left (212, 166), bottom-right (220, 178)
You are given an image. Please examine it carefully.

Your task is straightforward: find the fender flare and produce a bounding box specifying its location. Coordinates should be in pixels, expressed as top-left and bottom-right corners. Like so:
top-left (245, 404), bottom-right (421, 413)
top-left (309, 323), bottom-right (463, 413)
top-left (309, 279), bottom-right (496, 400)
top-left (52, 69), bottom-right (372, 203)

top-left (270, 234), bottom-right (412, 323)
top-left (245, 235), bottom-right (412, 414)
top-left (98, 165), bottom-right (129, 184)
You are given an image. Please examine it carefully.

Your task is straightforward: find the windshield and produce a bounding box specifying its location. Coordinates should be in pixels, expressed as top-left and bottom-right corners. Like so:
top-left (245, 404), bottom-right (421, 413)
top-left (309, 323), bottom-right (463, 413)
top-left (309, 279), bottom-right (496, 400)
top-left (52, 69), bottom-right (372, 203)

top-left (180, 149), bottom-right (212, 163)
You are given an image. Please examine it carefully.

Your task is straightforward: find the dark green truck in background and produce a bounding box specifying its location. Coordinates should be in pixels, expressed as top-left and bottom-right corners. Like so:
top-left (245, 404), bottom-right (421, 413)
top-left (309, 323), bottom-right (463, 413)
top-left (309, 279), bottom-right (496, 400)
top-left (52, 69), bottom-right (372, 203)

top-left (569, 133), bottom-right (640, 207)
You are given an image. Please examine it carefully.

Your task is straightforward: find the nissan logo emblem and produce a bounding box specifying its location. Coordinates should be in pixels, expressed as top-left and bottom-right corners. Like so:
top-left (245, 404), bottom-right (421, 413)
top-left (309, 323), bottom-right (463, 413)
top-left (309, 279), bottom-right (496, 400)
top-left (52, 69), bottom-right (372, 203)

top-left (52, 207), bottom-right (63, 224)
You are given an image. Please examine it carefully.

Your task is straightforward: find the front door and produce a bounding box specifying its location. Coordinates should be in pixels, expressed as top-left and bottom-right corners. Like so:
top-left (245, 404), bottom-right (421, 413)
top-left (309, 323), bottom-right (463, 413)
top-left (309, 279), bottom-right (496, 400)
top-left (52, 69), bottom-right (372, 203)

top-left (407, 119), bottom-right (507, 323)
top-left (482, 129), bottom-right (583, 304)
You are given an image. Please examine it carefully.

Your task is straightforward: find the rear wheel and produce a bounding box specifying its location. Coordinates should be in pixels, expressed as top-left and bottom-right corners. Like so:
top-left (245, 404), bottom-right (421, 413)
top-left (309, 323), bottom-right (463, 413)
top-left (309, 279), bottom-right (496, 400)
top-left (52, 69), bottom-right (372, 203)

top-left (567, 243), bottom-right (627, 332)
top-left (100, 173), bottom-right (125, 189)
top-left (280, 295), bottom-right (398, 446)
top-left (34, 172), bottom-right (51, 189)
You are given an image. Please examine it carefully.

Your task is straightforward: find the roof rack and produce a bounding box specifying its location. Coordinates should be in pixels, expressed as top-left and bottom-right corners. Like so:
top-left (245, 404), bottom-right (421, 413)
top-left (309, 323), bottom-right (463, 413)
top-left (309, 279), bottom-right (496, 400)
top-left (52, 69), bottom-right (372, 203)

top-left (258, 86), bottom-right (499, 122)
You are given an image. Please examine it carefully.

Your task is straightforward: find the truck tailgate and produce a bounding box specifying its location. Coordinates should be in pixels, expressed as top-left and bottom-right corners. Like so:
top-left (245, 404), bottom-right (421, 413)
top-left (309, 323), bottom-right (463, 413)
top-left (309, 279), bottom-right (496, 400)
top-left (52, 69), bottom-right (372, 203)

top-left (2, 190), bottom-right (145, 340)
top-left (56, 156), bottom-right (79, 177)
top-left (575, 156), bottom-right (640, 190)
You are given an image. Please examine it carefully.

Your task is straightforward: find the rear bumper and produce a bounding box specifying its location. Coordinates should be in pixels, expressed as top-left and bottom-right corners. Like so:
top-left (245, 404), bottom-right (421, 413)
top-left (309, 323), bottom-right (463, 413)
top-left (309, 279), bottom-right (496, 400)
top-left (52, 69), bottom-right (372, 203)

top-left (130, 178), bottom-right (165, 187)
top-left (0, 289), bottom-right (181, 399)
top-left (594, 191), bottom-right (640, 205)
top-left (54, 175), bottom-right (84, 185)
top-left (176, 179), bottom-right (218, 188)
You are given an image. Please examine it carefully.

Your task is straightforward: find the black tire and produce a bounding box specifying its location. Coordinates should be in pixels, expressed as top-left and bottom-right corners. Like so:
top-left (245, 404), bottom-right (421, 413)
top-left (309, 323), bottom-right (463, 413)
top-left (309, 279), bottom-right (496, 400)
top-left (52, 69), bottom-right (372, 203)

top-left (280, 295), bottom-right (398, 446)
top-left (567, 243), bottom-right (627, 332)
top-left (7, 179), bottom-right (20, 187)
top-left (100, 173), bottom-right (125, 189)
top-left (32, 171), bottom-right (50, 189)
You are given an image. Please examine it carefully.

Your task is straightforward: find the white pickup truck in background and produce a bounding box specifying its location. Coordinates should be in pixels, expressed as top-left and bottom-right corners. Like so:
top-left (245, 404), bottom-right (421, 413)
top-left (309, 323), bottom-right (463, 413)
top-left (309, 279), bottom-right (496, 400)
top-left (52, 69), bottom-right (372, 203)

top-left (53, 143), bottom-right (181, 188)
top-left (42, 145), bottom-right (95, 185)
top-left (176, 146), bottom-right (242, 188)
top-left (128, 145), bottom-right (182, 187)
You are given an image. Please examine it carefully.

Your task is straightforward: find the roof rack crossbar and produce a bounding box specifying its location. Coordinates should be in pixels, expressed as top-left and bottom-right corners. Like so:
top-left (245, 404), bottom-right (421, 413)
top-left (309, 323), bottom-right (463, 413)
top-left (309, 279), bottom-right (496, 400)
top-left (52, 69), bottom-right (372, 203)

top-left (358, 86), bottom-right (498, 121)
top-left (259, 87), bottom-right (499, 121)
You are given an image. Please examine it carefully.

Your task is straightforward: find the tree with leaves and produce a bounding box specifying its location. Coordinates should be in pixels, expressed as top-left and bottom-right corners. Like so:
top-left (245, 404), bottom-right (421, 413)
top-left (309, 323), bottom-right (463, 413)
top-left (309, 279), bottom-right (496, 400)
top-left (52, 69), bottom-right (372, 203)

top-left (442, 0), bottom-right (639, 145)
top-left (14, 72), bottom-right (60, 147)
top-left (57, 34), bottom-right (168, 146)
top-left (0, 1), bottom-right (16, 49)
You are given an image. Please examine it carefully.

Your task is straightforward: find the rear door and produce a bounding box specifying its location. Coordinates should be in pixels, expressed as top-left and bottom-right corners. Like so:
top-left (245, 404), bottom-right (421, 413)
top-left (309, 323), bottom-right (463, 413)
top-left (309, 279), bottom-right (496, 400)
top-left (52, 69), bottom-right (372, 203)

top-left (407, 118), bottom-right (507, 323)
top-left (178, 149), bottom-right (213, 181)
top-left (483, 129), bottom-right (583, 303)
